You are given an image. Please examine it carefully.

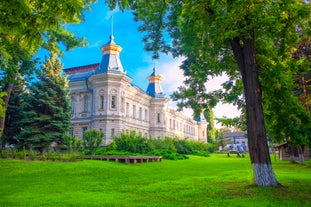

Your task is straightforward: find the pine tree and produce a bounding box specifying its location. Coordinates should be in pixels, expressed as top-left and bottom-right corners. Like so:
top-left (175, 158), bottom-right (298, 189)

top-left (2, 76), bottom-right (26, 147)
top-left (17, 55), bottom-right (71, 153)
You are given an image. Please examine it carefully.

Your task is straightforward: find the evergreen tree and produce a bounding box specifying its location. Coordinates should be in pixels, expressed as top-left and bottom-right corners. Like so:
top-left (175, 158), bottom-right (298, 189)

top-left (17, 55), bottom-right (71, 153)
top-left (0, 0), bottom-right (95, 136)
top-left (2, 76), bottom-right (26, 147)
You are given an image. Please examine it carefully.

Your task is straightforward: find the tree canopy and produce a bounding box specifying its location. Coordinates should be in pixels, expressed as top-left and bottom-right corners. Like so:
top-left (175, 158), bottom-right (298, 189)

top-left (106, 0), bottom-right (311, 187)
top-left (0, 0), bottom-right (96, 135)
top-left (16, 56), bottom-right (71, 153)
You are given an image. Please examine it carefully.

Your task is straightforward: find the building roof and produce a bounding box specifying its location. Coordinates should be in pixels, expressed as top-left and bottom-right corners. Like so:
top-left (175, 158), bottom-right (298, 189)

top-left (67, 70), bottom-right (95, 82)
top-left (97, 35), bottom-right (125, 74)
top-left (146, 68), bottom-right (165, 98)
top-left (64, 63), bottom-right (99, 75)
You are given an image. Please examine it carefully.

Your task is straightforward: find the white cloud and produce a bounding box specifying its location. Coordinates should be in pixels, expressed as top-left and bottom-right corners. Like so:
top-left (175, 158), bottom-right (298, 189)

top-left (157, 56), bottom-right (185, 95)
top-left (154, 56), bottom-right (241, 127)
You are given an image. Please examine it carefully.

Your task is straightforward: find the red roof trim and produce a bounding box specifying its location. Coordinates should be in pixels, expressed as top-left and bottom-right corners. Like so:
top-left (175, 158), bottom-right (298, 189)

top-left (64, 63), bottom-right (100, 74)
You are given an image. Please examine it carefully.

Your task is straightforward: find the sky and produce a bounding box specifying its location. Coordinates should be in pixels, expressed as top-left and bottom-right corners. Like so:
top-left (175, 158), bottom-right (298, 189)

top-left (57, 0), bottom-right (241, 126)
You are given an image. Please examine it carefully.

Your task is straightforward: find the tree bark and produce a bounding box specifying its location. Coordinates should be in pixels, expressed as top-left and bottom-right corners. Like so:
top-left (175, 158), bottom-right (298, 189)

top-left (231, 36), bottom-right (279, 187)
top-left (0, 74), bottom-right (17, 150)
top-left (288, 142), bottom-right (296, 163)
top-left (297, 146), bottom-right (305, 165)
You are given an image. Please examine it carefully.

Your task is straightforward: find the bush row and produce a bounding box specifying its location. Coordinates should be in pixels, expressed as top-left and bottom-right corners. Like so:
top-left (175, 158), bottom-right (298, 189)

top-left (0, 147), bottom-right (78, 162)
top-left (85, 131), bottom-right (215, 160)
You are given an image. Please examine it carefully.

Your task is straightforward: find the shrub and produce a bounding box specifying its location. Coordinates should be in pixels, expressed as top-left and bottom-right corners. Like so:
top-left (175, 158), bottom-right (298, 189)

top-left (106, 141), bottom-right (117, 151)
top-left (105, 131), bottom-right (209, 159)
top-left (17, 147), bottom-right (27, 159)
top-left (192, 150), bottom-right (210, 157)
top-left (95, 148), bottom-right (107, 155)
top-left (28, 148), bottom-right (36, 160)
top-left (150, 137), bottom-right (176, 152)
top-left (113, 131), bottom-right (154, 154)
top-left (173, 139), bottom-right (193, 154)
top-left (83, 129), bottom-right (104, 155)
top-left (151, 149), bottom-right (188, 160)
top-left (207, 143), bottom-right (217, 153)
top-left (82, 149), bottom-right (91, 155)
top-left (0, 150), bottom-right (7, 158)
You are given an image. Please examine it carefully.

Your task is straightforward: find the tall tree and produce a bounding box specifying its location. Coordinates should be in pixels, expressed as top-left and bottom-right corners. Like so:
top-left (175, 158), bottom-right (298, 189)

top-left (263, 33), bottom-right (311, 165)
top-left (107, 0), bottom-right (311, 186)
top-left (17, 55), bottom-right (71, 153)
top-left (0, 92), bottom-right (5, 137)
top-left (0, 0), bottom-right (96, 135)
top-left (204, 109), bottom-right (216, 142)
top-left (1, 76), bottom-right (26, 149)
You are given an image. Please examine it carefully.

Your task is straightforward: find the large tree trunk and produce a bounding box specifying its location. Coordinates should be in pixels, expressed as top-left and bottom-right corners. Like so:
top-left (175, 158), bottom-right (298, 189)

top-left (297, 146), bottom-right (305, 165)
top-left (0, 75), bottom-right (17, 150)
top-left (231, 36), bottom-right (279, 187)
top-left (288, 142), bottom-right (296, 163)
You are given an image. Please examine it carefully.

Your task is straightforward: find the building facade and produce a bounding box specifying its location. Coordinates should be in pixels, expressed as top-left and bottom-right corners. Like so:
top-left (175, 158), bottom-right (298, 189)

top-left (64, 34), bottom-right (207, 145)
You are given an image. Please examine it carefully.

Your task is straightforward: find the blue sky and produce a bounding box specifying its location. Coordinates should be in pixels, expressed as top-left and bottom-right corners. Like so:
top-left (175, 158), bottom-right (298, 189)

top-left (58, 0), bottom-right (240, 124)
top-left (61, 0), bottom-right (158, 90)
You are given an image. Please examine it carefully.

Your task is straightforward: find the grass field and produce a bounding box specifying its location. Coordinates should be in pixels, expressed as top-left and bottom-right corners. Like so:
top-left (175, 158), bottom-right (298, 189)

top-left (0, 154), bottom-right (310, 207)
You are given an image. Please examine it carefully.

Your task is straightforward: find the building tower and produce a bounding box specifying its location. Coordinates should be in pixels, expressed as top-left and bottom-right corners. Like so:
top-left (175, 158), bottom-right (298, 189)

top-left (146, 67), bottom-right (165, 98)
top-left (146, 67), bottom-right (168, 138)
top-left (97, 34), bottom-right (125, 74)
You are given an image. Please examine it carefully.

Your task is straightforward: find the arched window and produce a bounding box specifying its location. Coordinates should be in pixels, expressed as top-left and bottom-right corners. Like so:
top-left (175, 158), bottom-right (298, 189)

top-left (83, 95), bottom-right (88, 112)
top-left (139, 107), bottom-right (142, 120)
top-left (145, 109), bottom-right (148, 121)
top-left (133, 105), bottom-right (136, 118)
top-left (100, 95), bottom-right (104, 110)
top-left (126, 102), bottom-right (130, 116)
top-left (121, 97), bottom-right (125, 112)
top-left (70, 97), bottom-right (75, 114)
top-left (111, 95), bottom-right (116, 109)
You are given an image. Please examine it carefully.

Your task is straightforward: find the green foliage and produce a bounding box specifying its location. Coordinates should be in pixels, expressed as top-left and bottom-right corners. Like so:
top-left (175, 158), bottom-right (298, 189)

top-left (205, 109), bottom-right (216, 141)
top-left (2, 76), bottom-right (26, 146)
top-left (63, 135), bottom-right (83, 153)
top-left (0, 92), bottom-right (6, 118)
top-left (173, 138), bottom-right (208, 154)
top-left (108, 131), bottom-right (209, 159)
top-left (106, 141), bottom-right (117, 151)
top-left (0, 0), bottom-right (96, 60)
top-left (28, 148), bottom-right (36, 160)
top-left (206, 143), bottom-right (217, 153)
top-left (16, 56), bottom-right (71, 152)
top-left (150, 137), bottom-right (176, 151)
top-left (262, 57), bottom-right (311, 146)
top-left (0, 0), bottom-right (96, 138)
top-left (1, 155), bottom-right (311, 206)
top-left (107, 0), bottom-right (311, 186)
top-left (151, 149), bottom-right (189, 160)
top-left (113, 130), bottom-right (154, 154)
top-left (17, 147), bottom-right (27, 159)
top-left (83, 129), bottom-right (104, 155)
top-left (0, 92), bottom-right (6, 137)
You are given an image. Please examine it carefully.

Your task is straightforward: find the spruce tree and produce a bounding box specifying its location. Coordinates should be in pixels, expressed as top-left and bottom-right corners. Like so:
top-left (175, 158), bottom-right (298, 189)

top-left (17, 55), bottom-right (70, 153)
top-left (2, 76), bottom-right (25, 147)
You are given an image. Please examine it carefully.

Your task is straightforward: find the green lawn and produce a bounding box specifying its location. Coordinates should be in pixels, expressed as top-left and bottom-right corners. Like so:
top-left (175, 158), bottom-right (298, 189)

top-left (0, 154), bottom-right (310, 207)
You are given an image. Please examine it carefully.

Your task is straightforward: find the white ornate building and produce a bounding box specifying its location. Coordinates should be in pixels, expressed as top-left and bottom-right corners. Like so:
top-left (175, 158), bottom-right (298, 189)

top-left (64, 34), bottom-right (207, 145)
